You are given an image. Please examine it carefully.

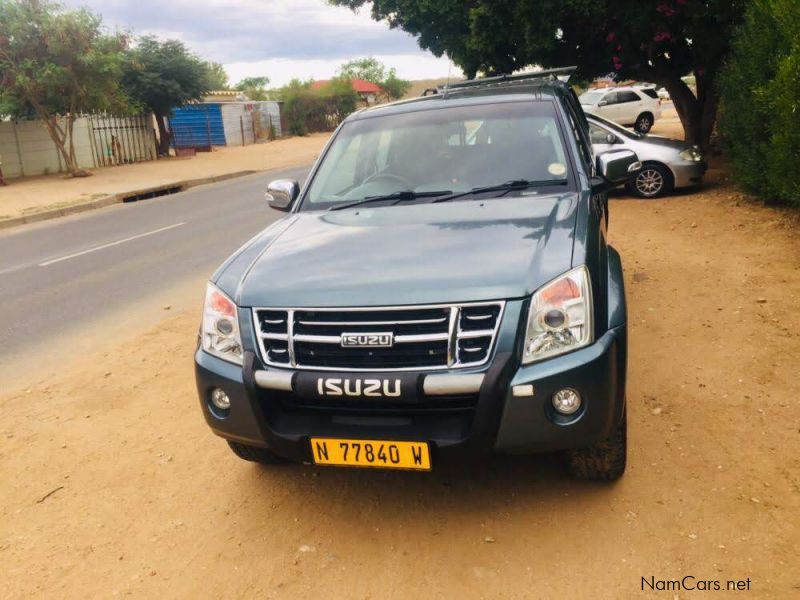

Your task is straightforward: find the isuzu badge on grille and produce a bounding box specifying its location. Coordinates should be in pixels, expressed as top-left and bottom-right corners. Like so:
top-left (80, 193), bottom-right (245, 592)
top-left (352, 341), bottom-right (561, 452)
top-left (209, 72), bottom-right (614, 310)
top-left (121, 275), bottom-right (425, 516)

top-left (340, 332), bottom-right (394, 348)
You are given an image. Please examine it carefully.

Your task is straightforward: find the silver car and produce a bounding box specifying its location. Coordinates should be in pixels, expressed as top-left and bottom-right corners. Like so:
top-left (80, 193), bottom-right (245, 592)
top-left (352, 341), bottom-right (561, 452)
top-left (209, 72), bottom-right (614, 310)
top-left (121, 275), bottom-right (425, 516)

top-left (588, 114), bottom-right (707, 198)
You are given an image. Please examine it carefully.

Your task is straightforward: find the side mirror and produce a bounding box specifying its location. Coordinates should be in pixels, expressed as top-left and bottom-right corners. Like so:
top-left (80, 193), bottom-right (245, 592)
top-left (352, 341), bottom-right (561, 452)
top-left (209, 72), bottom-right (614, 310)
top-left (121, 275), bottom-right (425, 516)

top-left (592, 149), bottom-right (642, 192)
top-left (606, 132), bottom-right (617, 145)
top-left (597, 99), bottom-right (608, 107)
top-left (265, 180), bottom-right (299, 211)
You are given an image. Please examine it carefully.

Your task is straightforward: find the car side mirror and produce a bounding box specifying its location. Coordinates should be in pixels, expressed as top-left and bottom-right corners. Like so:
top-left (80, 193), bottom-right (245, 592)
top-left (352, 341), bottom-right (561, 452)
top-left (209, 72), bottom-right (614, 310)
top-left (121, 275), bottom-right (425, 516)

top-left (606, 132), bottom-right (617, 144)
top-left (597, 100), bottom-right (608, 107)
top-left (265, 180), bottom-right (299, 211)
top-left (592, 149), bottom-right (642, 192)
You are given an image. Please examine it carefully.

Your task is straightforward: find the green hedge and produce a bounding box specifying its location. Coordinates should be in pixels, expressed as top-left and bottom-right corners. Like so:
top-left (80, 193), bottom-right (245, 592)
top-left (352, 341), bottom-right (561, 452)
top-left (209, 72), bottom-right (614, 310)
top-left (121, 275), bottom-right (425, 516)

top-left (281, 77), bottom-right (359, 136)
top-left (717, 0), bottom-right (800, 207)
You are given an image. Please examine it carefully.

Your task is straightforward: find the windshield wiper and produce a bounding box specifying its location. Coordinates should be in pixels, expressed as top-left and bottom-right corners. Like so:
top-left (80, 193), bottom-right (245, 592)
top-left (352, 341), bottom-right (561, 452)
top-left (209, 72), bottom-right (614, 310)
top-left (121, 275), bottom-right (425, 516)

top-left (431, 179), bottom-right (567, 204)
top-left (329, 190), bottom-right (452, 211)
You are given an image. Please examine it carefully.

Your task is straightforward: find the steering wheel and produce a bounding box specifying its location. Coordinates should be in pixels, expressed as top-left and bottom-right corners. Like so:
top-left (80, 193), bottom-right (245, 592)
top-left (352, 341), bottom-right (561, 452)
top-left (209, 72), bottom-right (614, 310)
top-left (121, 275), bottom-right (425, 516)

top-left (362, 172), bottom-right (413, 189)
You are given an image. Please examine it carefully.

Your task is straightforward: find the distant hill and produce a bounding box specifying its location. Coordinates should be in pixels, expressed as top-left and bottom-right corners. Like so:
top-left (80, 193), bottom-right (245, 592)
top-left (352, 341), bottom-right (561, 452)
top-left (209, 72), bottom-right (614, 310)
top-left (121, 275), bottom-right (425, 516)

top-left (403, 78), bottom-right (465, 99)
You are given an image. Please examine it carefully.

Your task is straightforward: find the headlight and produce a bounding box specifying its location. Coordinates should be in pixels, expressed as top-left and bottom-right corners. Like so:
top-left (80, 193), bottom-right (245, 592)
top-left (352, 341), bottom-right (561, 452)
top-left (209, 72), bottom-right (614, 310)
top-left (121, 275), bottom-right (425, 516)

top-left (679, 147), bottom-right (703, 162)
top-left (522, 266), bottom-right (593, 364)
top-left (201, 282), bottom-right (243, 365)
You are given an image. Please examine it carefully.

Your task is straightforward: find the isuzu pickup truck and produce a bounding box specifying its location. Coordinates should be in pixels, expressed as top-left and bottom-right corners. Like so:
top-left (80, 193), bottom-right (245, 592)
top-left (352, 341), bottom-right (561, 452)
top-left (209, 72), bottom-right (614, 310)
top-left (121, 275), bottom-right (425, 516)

top-left (195, 68), bottom-right (639, 480)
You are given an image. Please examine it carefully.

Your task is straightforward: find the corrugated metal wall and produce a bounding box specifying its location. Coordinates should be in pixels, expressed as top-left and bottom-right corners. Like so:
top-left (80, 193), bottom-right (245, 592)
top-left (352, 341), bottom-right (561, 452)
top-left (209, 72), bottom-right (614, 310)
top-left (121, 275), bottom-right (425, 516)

top-left (169, 102), bottom-right (283, 149)
top-left (170, 104), bottom-right (226, 148)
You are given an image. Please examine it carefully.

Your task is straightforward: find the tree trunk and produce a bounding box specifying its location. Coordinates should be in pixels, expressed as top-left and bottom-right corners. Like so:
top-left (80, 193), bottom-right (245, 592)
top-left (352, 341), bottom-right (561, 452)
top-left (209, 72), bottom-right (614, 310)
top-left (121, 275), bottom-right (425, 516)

top-left (155, 112), bottom-right (171, 157)
top-left (658, 72), bottom-right (717, 152)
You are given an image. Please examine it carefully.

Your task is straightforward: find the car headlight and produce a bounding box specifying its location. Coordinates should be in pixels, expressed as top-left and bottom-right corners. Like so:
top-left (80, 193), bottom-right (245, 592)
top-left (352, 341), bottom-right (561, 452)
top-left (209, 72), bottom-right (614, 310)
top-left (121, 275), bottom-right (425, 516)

top-left (201, 282), bottom-right (243, 365)
top-left (522, 266), bottom-right (593, 364)
top-left (679, 147), bottom-right (703, 162)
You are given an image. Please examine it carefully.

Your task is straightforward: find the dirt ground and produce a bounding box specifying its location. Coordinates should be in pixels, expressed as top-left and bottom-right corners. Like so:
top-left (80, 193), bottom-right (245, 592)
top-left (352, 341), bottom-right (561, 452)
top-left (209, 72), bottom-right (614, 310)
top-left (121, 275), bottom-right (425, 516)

top-left (2, 118), bottom-right (800, 598)
top-left (0, 133), bottom-right (330, 222)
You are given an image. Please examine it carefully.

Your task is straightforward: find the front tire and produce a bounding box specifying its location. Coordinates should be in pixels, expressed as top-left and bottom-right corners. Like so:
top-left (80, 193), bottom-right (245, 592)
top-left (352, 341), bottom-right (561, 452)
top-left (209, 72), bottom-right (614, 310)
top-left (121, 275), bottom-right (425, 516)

top-left (627, 163), bottom-right (674, 198)
top-left (227, 441), bottom-right (286, 464)
top-left (634, 112), bottom-right (654, 133)
top-left (566, 411), bottom-right (627, 481)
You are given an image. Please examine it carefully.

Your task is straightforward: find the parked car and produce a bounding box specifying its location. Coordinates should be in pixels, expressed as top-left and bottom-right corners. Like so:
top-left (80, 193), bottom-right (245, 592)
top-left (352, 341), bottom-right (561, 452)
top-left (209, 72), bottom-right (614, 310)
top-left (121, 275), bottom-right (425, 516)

top-left (579, 86), bottom-right (662, 133)
top-left (194, 68), bottom-right (639, 481)
top-left (587, 113), bottom-right (706, 198)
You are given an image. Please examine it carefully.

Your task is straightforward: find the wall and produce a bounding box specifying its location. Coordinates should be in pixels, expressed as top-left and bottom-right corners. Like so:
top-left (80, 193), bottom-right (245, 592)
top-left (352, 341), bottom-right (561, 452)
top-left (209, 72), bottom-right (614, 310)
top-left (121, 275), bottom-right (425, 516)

top-left (0, 115), bottom-right (156, 179)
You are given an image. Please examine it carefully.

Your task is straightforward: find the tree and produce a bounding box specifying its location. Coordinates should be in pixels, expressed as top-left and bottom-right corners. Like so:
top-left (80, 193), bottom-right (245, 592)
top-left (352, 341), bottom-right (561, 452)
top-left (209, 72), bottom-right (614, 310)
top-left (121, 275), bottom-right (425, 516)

top-left (122, 36), bottom-right (211, 155)
top-left (717, 0), bottom-right (800, 206)
top-left (234, 76), bottom-right (271, 100)
top-left (337, 57), bottom-right (411, 100)
top-left (330, 1), bottom-right (747, 148)
top-left (205, 61), bottom-right (229, 90)
top-left (0, 0), bottom-right (129, 176)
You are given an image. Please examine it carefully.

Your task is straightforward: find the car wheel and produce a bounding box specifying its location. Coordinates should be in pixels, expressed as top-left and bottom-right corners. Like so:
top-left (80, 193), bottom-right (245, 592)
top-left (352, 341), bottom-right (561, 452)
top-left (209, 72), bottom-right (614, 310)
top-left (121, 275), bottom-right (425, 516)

top-left (227, 441), bottom-right (286, 464)
top-left (634, 113), bottom-right (653, 133)
top-left (627, 163), bottom-right (674, 198)
top-left (566, 410), bottom-right (627, 481)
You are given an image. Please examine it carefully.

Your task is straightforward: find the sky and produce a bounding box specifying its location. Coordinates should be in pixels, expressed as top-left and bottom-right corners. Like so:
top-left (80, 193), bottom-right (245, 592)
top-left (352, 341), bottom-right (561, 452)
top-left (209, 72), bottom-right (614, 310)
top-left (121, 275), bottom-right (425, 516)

top-left (62, 0), bottom-right (462, 86)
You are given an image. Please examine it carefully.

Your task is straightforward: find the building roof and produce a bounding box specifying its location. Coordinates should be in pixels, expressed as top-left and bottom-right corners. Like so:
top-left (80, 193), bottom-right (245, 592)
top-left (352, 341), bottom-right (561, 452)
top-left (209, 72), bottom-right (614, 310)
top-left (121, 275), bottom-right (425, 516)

top-left (311, 78), bottom-right (384, 94)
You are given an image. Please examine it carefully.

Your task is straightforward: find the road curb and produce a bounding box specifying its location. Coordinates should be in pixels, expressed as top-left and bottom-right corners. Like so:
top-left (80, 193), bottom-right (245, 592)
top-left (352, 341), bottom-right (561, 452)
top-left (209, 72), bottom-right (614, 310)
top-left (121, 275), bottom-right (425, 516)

top-left (0, 170), bottom-right (258, 232)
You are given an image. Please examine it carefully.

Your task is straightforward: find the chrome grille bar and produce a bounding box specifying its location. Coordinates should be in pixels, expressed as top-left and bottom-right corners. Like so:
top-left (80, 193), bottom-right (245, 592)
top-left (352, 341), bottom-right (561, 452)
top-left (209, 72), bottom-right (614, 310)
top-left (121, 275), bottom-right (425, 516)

top-left (252, 301), bottom-right (505, 372)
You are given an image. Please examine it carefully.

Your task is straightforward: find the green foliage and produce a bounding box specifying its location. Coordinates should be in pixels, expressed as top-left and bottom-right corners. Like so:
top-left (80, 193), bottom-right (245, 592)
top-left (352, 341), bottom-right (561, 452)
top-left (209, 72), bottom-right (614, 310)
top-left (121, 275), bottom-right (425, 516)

top-left (122, 36), bottom-right (210, 116)
top-left (330, 1), bottom-right (748, 146)
top-left (337, 57), bottom-right (411, 100)
top-left (718, 0), bottom-right (800, 206)
top-left (205, 61), bottom-right (230, 90)
top-left (234, 76), bottom-right (271, 100)
top-left (281, 76), bottom-right (358, 136)
top-left (0, 0), bottom-right (129, 174)
top-left (0, 0), bottom-right (129, 117)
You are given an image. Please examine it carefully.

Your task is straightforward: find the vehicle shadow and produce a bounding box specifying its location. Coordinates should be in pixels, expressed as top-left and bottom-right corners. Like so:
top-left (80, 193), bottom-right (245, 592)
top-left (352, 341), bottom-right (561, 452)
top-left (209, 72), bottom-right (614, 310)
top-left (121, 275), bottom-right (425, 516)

top-left (231, 451), bottom-right (620, 529)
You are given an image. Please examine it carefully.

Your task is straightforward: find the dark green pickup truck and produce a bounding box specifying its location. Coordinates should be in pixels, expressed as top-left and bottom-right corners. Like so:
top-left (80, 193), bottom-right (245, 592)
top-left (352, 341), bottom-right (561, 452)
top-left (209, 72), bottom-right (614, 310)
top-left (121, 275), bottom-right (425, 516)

top-left (194, 69), bottom-right (639, 480)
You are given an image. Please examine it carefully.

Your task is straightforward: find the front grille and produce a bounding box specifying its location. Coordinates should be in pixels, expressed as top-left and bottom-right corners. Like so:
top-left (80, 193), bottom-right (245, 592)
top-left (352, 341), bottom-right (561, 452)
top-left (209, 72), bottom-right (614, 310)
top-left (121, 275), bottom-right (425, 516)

top-left (253, 302), bottom-right (505, 371)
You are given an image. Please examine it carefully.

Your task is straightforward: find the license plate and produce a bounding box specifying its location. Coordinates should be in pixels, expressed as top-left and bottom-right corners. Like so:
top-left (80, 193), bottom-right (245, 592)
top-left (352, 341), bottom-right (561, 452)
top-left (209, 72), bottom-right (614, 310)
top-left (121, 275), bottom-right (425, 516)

top-left (310, 438), bottom-right (431, 471)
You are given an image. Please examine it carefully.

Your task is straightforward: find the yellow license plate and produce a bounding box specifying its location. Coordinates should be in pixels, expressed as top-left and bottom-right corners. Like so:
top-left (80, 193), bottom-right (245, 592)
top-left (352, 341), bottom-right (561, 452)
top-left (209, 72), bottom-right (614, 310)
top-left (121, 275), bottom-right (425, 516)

top-left (310, 438), bottom-right (431, 471)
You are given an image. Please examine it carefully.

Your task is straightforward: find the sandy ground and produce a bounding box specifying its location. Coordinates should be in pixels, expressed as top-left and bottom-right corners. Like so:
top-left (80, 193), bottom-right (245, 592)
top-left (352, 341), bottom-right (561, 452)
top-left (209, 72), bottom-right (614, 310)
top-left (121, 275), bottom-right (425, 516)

top-left (0, 134), bottom-right (330, 221)
top-left (2, 114), bottom-right (799, 598)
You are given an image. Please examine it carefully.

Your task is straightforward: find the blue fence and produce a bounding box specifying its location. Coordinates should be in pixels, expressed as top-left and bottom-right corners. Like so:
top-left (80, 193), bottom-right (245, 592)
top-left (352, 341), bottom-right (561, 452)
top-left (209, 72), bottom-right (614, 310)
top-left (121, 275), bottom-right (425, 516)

top-left (170, 104), bottom-right (226, 148)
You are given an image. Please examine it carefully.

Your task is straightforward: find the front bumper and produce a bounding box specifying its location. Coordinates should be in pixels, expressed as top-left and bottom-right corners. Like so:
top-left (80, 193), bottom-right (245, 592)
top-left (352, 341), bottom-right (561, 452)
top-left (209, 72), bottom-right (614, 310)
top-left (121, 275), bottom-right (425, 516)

top-left (194, 322), bottom-right (627, 465)
top-left (672, 160), bottom-right (708, 189)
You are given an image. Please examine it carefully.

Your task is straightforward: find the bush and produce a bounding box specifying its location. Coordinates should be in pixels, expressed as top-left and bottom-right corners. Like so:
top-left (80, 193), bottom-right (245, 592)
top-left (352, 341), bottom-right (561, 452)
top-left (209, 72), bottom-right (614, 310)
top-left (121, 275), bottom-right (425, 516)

top-left (717, 0), bottom-right (800, 207)
top-left (281, 77), bottom-right (359, 136)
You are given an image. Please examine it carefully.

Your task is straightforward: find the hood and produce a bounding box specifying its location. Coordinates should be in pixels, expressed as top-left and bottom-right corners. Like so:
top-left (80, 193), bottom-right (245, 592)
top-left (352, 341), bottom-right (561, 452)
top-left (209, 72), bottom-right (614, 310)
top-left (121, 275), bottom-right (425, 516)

top-left (637, 134), bottom-right (692, 151)
top-left (236, 194), bottom-right (579, 307)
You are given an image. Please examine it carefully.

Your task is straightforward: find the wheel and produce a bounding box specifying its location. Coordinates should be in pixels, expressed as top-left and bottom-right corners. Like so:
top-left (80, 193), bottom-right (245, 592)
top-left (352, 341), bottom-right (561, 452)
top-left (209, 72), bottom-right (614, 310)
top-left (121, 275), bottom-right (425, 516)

top-left (566, 411), bottom-right (627, 481)
top-left (627, 163), bottom-right (673, 198)
top-left (634, 112), bottom-right (654, 133)
top-left (227, 441), bottom-right (286, 464)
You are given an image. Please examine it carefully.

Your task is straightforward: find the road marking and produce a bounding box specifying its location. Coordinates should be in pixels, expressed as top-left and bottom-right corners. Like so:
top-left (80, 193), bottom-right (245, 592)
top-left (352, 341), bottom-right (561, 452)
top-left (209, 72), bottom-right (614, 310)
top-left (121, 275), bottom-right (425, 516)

top-left (38, 222), bottom-right (186, 267)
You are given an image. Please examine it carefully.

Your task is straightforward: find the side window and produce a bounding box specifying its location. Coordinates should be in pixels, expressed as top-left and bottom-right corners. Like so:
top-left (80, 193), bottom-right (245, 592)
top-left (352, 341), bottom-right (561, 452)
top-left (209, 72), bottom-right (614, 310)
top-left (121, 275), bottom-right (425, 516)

top-left (602, 92), bottom-right (618, 105)
top-left (590, 124), bottom-right (612, 145)
top-left (618, 91), bottom-right (640, 103)
top-left (641, 88), bottom-right (658, 100)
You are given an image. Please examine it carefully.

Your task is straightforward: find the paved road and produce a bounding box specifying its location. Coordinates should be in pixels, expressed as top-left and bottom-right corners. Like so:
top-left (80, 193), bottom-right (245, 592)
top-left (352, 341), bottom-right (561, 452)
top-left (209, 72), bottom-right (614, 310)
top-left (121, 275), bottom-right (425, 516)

top-left (0, 164), bottom-right (309, 361)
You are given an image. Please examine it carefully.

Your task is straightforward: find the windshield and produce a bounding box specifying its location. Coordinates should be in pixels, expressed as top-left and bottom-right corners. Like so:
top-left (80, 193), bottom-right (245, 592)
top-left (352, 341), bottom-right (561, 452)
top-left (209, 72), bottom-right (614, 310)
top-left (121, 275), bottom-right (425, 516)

top-left (302, 102), bottom-right (572, 210)
top-left (589, 114), bottom-right (643, 139)
top-left (579, 90), bottom-right (606, 105)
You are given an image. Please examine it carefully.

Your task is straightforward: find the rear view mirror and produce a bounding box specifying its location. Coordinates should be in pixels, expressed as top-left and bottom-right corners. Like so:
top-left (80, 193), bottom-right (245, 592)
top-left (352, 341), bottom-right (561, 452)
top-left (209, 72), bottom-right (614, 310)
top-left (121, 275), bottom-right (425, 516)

top-left (265, 180), bottom-right (300, 211)
top-left (592, 150), bottom-right (642, 192)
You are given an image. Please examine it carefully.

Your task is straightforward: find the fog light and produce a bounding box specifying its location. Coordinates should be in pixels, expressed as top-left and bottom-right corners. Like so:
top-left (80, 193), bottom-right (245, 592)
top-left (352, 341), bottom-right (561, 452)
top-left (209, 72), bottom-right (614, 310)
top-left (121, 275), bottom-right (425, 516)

top-left (552, 388), bottom-right (581, 415)
top-left (210, 388), bottom-right (231, 410)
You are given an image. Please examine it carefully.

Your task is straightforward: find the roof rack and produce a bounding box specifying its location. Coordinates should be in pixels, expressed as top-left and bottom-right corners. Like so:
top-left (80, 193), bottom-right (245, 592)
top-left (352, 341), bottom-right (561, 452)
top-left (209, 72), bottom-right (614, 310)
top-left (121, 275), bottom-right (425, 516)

top-left (422, 67), bottom-right (577, 96)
